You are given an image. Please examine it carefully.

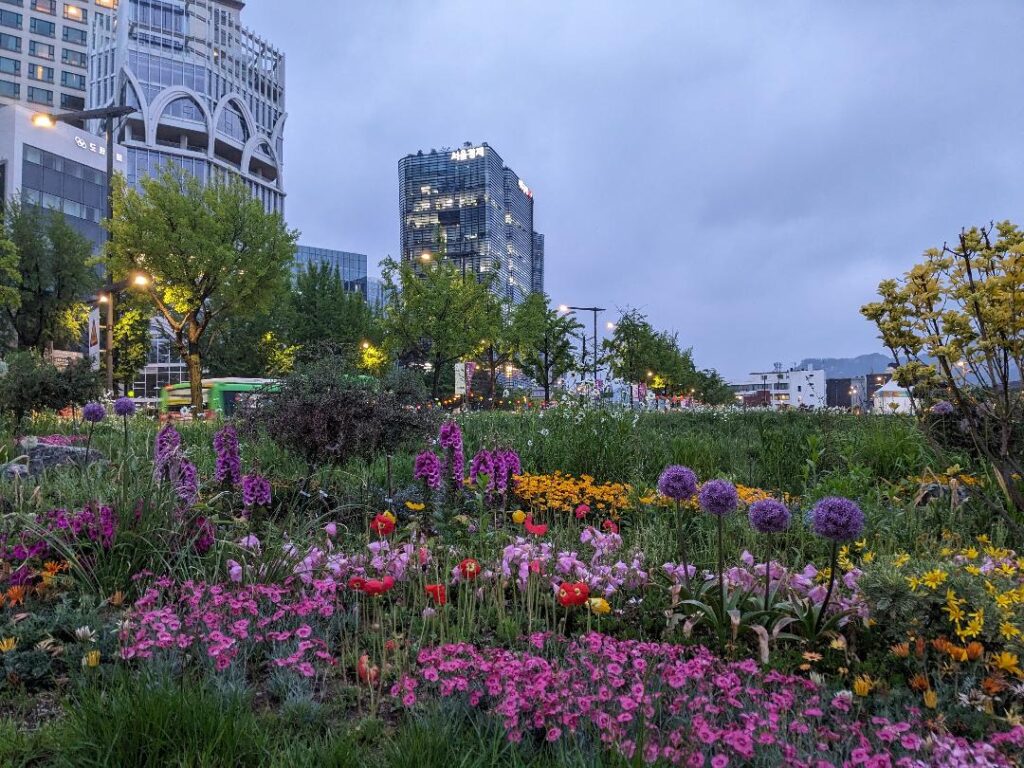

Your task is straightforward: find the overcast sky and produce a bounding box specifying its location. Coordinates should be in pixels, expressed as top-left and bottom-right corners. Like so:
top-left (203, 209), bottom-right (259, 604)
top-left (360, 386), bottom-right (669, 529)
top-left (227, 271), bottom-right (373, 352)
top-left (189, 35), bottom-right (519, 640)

top-left (243, 1), bottom-right (1024, 379)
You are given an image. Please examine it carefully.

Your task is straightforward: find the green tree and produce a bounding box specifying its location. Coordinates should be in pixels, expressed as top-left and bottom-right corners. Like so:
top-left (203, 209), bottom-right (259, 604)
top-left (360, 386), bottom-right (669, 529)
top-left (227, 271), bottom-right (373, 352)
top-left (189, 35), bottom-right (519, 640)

top-left (1, 196), bottom-right (96, 351)
top-left (513, 294), bottom-right (582, 402)
top-left (203, 312), bottom-right (298, 378)
top-left (0, 234), bottom-right (18, 315)
top-left (381, 257), bottom-right (495, 399)
top-left (111, 296), bottom-right (152, 392)
top-left (105, 170), bottom-right (297, 409)
top-left (861, 221), bottom-right (1024, 520)
top-left (290, 262), bottom-right (383, 369)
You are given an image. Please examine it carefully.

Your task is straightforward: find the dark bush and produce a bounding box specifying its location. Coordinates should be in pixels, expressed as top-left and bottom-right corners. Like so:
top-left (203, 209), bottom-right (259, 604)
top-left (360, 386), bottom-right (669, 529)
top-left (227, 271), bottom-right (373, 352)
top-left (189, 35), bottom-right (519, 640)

top-left (0, 351), bottom-right (101, 425)
top-left (240, 356), bottom-right (436, 466)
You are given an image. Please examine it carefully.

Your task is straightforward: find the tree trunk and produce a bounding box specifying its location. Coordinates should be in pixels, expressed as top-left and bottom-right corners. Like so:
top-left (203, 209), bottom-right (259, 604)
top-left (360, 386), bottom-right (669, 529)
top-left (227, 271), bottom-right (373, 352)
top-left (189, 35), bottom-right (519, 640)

top-left (431, 361), bottom-right (442, 399)
top-left (186, 341), bottom-right (204, 411)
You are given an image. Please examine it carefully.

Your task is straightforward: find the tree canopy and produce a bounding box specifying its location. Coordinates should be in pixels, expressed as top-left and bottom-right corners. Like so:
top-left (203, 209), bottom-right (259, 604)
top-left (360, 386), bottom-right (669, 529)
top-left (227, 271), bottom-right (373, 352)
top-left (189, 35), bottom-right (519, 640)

top-left (105, 169), bottom-right (297, 408)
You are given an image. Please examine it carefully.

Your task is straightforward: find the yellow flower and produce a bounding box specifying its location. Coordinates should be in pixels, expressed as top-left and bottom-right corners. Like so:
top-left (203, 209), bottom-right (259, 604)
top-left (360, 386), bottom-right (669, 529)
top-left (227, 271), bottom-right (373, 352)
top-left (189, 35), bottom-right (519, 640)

top-left (999, 621), bottom-right (1021, 640)
top-left (923, 689), bottom-right (938, 709)
top-left (862, 551), bottom-right (875, 565)
top-left (906, 576), bottom-right (922, 592)
top-left (965, 565), bottom-right (982, 576)
top-left (854, 539), bottom-right (867, 551)
top-left (829, 637), bottom-right (847, 651)
top-left (853, 675), bottom-right (873, 697)
top-left (82, 650), bottom-right (101, 669)
top-left (990, 651), bottom-right (1022, 677)
top-left (893, 553), bottom-right (910, 568)
top-left (962, 547), bottom-right (979, 561)
top-left (587, 597), bottom-right (611, 615)
top-left (921, 570), bottom-right (948, 589)
top-left (511, 510), bottom-right (526, 525)
top-left (404, 501), bottom-right (425, 511)
top-left (382, 511), bottom-right (397, 523)
top-left (0, 637), bottom-right (16, 653)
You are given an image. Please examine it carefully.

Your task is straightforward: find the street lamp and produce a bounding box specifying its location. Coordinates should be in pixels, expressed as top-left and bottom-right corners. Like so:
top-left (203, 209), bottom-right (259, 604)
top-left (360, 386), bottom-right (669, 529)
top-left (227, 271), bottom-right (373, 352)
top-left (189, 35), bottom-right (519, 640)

top-left (94, 272), bottom-right (150, 393)
top-left (559, 304), bottom-right (606, 387)
top-left (33, 104), bottom-right (136, 393)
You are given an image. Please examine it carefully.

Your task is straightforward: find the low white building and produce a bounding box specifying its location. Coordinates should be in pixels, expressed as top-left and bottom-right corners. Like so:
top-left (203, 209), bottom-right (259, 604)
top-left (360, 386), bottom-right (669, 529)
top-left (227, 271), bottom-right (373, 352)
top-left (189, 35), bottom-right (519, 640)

top-left (872, 379), bottom-right (914, 414)
top-left (730, 364), bottom-right (827, 410)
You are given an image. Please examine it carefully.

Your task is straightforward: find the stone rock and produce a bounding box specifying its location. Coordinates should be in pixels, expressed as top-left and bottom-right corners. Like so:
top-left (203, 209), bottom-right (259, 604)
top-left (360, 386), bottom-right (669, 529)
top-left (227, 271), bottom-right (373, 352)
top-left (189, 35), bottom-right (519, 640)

top-left (1, 444), bottom-right (106, 479)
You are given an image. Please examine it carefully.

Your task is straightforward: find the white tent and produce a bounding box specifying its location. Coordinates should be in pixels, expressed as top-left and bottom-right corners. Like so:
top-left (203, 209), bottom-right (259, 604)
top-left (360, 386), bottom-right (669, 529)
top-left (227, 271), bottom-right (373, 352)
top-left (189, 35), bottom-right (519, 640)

top-left (873, 379), bottom-right (914, 414)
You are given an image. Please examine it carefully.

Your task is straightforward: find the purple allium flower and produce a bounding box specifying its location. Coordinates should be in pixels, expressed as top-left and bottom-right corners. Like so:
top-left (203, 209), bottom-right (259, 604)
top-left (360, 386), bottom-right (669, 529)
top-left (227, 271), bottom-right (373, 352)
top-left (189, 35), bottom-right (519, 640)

top-left (242, 473), bottom-right (272, 509)
top-left (175, 460), bottom-right (199, 507)
top-left (931, 400), bottom-right (955, 416)
top-left (213, 424), bottom-right (242, 485)
top-left (82, 402), bottom-right (106, 423)
top-left (113, 397), bottom-right (136, 418)
top-left (657, 465), bottom-right (698, 501)
top-left (413, 451), bottom-right (443, 490)
top-left (748, 498), bottom-right (791, 534)
top-left (809, 496), bottom-right (865, 542)
top-left (698, 479), bottom-right (739, 517)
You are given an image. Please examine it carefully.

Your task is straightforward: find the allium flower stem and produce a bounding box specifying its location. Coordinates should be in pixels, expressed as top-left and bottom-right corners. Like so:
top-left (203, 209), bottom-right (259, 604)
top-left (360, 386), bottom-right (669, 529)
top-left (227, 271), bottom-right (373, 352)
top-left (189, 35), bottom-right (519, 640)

top-left (815, 540), bottom-right (839, 635)
top-left (763, 536), bottom-right (771, 613)
top-left (676, 499), bottom-right (690, 592)
top-left (717, 513), bottom-right (725, 650)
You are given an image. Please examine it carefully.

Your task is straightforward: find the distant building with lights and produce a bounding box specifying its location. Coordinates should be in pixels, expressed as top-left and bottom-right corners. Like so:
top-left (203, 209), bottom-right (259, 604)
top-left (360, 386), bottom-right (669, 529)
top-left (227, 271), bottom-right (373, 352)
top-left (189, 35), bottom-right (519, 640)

top-left (398, 142), bottom-right (544, 304)
top-left (294, 245), bottom-right (384, 307)
top-left (0, 0), bottom-right (110, 120)
top-left (729, 364), bottom-right (826, 410)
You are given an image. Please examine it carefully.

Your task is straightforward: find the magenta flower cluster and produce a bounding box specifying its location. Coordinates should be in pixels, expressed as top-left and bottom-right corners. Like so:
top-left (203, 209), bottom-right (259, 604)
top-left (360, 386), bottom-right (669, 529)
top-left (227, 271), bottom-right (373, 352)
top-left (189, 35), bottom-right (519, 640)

top-left (241, 473), bottom-right (272, 509)
top-left (469, 448), bottom-right (521, 496)
top-left (394, 633), bottom-right (1024, 766)
top-left (213, 424), bottom-right (242, 485)
top-left (657, 465), bottom-right (698, 501)
top-left (120, 576), bottom-right (337, 678)
top-left (153, 424), bottom-right (183, 483)
top-left (438, 421), bottom-right (465, 487)
top-left (414, 451), bottom-right (443, 490)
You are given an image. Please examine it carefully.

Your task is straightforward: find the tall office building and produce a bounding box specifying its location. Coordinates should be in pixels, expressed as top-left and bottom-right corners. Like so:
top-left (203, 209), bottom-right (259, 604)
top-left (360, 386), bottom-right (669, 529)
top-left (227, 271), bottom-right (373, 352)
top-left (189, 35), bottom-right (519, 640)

top-left (398, 142), bottom-right (544, 304)
top-left (87, 0), bottom-right (285, 214)
top-left (0, 0), bottom-right (110, 121)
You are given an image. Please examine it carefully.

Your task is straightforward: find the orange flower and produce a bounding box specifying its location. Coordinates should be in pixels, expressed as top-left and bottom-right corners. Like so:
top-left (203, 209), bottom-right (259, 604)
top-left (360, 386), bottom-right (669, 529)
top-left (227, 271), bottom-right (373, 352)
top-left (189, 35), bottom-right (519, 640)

top-left (909, 674), bottom-right (930, 692)
top-left (914, 636), bottom-right (926, 658)
top-left (5, 585), bottom-right (26, 606)
top-left (890, 642), bottom-right (910, 659)
top-left (932, 637), bottom-right (952, 654)
top-left (947, 645), bottom-right (969, 663)
top-left (923, 689), bottom-right (938, 709)
top-left (981, 675), bottom-right (1007, 695)
top-left (966, 642), bottom-right (985, 661)
top-left (109, 591), bottom-right (125, 607)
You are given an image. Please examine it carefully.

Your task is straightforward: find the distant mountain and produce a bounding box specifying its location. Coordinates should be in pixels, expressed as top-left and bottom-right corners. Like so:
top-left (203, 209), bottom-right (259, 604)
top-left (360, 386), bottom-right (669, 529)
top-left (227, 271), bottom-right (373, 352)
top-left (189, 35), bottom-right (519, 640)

top-left (800, 354), bottom-right (895, 379)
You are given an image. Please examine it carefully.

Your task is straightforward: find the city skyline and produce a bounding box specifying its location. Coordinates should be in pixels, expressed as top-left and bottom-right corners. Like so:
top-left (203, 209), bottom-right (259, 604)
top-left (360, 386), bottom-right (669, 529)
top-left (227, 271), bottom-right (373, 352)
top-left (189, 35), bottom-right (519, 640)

top-left (243, 1), bottom-right (1024, 379)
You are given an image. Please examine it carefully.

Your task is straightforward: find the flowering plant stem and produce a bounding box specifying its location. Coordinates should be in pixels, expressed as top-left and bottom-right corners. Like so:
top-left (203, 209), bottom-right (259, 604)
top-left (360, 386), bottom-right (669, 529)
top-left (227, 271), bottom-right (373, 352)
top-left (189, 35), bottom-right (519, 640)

top-left (717, 513), bottom-right (725, 651)
top-left (763, 537), bottom-right (771, 614)
top-left (676, 499), bottom-right (690, 592)
top-left (815, 540), bottom-right (839, 635)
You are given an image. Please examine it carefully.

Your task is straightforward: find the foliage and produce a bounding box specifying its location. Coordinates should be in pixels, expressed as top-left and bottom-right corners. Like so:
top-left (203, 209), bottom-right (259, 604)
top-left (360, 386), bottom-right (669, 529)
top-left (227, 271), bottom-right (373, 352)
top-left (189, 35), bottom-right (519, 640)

top-left (0, 352), bottom-right (100, 424)
top-left (381, 257), bottom-right (496, 398)
top-left (111, 299), bottom-right (152, 393)
top-left (240, 354), bottom-right (436, 466)
top-left (512, 294), bottom-right (582, 402)
top-left (861, 222), bottom-right (1024, 518)
top-left (105, 169), bottom-right (297, 408)
top-left (0, 196), bottom-right (96, 351)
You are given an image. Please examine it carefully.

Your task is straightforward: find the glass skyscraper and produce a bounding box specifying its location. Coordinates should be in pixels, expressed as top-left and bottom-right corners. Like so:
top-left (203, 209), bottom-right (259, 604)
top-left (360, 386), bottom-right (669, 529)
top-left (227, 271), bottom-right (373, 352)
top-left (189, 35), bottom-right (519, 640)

top-left (398, 142), bottom-right (544, 304)
top-left (87, 0), bottom-right (285, 214)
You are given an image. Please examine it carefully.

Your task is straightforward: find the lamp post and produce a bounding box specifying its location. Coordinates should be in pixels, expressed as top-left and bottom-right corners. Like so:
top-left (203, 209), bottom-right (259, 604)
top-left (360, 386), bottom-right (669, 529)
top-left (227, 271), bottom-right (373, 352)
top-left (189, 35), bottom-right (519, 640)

top-left (559, 304), bottom-right (605, 388)
top-left (33, 105), bottom-right (135, 393)
top-left (94, 273), bottom-right (150, 393)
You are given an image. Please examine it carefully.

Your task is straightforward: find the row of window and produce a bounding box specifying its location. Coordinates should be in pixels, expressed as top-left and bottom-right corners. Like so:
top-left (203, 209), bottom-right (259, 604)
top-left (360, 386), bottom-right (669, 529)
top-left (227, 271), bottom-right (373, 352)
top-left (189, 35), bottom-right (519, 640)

top-left (0, 79), bottom-right (81, 106)
top-left (22, 185), bottom-right (102, 222)
top-left (0, 2), bottom-right (88, 20)
top-left (0, 15), bottom-right (87, 42)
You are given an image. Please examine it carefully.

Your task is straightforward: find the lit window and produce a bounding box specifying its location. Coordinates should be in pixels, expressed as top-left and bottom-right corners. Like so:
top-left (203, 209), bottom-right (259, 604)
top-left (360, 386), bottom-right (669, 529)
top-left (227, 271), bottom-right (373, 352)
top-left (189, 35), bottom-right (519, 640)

top-left (63, 4), bottom-right (85, 22)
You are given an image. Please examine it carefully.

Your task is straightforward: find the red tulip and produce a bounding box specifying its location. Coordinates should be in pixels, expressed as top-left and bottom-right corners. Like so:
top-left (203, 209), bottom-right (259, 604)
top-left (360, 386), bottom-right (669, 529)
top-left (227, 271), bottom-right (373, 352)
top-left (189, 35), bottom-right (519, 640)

top-left (370, 514), bottom-right (396, 537)
top-left (357, 654), bottom-right (379, 684)
top-left (602, 520), bottom-right (619, 534)
top-left (362, 575), bottom-right (395, 597)
top-left (425, 583), bottom-right (447, 606)
top-left (529, 558), bottom-right (544, 574)
top-left (459, 558), bottom-right (481, 580)
top-left (557, 581), bottom-right (590, 607)
top-left (524, 515), bottom-right (548, 537)
top-left (575, 504), bottom-right (590, 519)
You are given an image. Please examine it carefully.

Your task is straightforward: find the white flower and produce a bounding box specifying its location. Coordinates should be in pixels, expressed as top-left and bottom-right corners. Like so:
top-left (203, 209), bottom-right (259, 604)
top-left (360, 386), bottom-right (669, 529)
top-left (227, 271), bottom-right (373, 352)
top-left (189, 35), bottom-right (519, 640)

top-left (75, 626), bottom-right (97, 643)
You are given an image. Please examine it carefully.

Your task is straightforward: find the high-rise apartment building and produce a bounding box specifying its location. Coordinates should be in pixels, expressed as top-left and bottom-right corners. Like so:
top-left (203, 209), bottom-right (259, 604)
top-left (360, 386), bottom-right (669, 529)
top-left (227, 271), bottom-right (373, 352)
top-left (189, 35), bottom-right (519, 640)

top-left (0, 0), bottom-right (109, 121)
top-left (398, 142), bottom-right (544, 304)
top-left (87, 0), bottom-right (285, 214)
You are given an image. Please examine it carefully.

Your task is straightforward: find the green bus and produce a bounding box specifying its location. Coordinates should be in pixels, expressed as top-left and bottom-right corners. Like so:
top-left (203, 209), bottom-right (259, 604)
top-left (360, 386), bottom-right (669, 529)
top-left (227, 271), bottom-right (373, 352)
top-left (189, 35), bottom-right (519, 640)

top-left (159, 378), bottom-right (279, 421)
